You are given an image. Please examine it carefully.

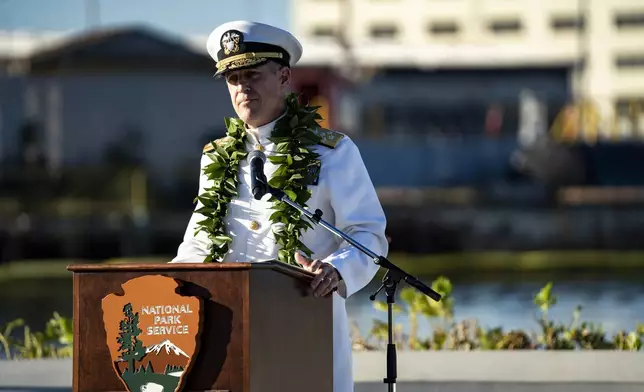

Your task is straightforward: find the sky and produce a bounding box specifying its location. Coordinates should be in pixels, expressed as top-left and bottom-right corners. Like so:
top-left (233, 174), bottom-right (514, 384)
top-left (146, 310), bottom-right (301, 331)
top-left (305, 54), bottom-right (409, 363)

top-left (0, 0), bottom-right (291, 37)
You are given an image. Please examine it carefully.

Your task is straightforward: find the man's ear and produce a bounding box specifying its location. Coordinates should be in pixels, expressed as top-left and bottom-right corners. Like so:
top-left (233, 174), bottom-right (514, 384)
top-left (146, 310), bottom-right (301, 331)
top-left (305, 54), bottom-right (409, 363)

top-left (280, 66), bottom-right (291, 86)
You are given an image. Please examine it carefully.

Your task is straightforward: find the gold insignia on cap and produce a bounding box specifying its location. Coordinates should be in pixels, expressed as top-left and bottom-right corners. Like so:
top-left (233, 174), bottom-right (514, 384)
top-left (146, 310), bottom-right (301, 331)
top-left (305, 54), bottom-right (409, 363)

top-left (313, 128), bottom-right (345, 149)
top-left (221, 30), bottom-right (242, 55)
top-left (249, 220), bottom-right (260, 230)
top-left (216, 52), bottom-right (284, 74)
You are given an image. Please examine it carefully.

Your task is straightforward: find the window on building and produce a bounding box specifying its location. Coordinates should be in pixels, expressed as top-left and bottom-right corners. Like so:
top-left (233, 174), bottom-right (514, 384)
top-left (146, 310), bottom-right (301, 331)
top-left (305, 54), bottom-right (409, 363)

top-left (615, 97), bottom-right (644, 138)
top-left (429, 21), bottom-right (460, 36)
top-left (615, 54), bottom-right (644, 68)
top-left (551, 15), bottom-right (585, 32)
top-left (615, 12), bottom-right (644, 29)
top-left (311, 26), bottom-right (336, 38)
top-left (370, 25), bottom-right (398, 39)
top-left (488, 19), bottom-right (523, 34)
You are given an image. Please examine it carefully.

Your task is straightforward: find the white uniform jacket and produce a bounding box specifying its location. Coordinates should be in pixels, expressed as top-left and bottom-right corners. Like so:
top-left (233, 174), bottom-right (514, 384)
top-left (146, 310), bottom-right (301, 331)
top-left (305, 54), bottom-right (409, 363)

top-left (171, 116), bottom-right (389, 392)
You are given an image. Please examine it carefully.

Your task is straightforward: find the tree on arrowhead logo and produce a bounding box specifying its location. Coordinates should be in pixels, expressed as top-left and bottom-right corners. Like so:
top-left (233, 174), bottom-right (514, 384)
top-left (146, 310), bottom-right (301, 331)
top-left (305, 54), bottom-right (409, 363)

top-left (102, 275), bottom-right (203, 392)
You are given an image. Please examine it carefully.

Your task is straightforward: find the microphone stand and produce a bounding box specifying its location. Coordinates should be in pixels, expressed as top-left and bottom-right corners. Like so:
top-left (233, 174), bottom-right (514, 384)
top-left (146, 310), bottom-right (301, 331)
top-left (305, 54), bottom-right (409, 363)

top-left (256, 175), bottom-right (441, 392)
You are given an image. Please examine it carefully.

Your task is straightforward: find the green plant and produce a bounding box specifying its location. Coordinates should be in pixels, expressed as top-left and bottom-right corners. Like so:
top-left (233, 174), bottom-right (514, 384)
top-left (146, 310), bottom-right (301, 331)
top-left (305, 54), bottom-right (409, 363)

top-left (613, 323), bottom-right (644, 350)
top-left (370, 276), bottom-right (455, 350)
top-left (0, 318), bottom-right (25, 359)
top-left (533, 284), bottom-right (616, 350)
top-left (361, 278), bottom-right (644, 351)
top-left (533, 282), bottom-right (574, 349)
top-left (0, 312), bottom-right (73, 359)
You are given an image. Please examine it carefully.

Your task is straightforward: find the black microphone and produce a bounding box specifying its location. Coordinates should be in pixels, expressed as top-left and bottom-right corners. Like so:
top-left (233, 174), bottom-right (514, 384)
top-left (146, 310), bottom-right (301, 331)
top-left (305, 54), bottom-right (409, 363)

top-left (248, 150), bottom-right (267, 200)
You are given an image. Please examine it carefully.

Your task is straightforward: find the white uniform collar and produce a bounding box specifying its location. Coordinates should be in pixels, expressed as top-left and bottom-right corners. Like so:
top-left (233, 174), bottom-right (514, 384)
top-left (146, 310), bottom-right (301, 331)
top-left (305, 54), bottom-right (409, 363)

top-left (245, 111), bottom-right (286, 146)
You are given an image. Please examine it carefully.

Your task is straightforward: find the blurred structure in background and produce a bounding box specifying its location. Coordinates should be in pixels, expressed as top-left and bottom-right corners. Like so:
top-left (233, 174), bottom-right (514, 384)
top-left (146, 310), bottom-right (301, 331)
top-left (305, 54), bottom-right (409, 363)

top-left (290, 0), bottom-right (644, 253)
top-left (1, 0), bottom-right (644, 261)
top-left (292, 0), bottom-right (644, 141)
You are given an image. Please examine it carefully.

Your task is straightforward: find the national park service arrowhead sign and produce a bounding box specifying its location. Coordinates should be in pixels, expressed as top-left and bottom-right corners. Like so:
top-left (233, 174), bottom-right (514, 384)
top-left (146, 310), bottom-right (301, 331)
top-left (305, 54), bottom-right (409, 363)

top-left (102, 275), bottom-right (203, 392)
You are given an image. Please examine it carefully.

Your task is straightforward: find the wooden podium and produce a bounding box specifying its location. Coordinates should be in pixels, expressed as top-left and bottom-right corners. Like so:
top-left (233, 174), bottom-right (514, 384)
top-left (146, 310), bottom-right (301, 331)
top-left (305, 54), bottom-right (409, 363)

top-left (67, 261), bottom-right (333, 392)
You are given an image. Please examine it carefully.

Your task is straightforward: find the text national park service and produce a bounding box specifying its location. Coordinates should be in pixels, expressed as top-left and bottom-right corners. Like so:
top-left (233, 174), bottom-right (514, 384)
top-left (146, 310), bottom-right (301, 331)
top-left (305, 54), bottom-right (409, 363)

top-left (141, 304), bottom-right (195, 336)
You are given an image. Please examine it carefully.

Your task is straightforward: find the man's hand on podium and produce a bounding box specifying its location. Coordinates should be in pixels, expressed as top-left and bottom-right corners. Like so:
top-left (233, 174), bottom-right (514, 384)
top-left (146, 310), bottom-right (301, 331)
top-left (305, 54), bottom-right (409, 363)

top-left (295, 252), bottom-right (341, 298)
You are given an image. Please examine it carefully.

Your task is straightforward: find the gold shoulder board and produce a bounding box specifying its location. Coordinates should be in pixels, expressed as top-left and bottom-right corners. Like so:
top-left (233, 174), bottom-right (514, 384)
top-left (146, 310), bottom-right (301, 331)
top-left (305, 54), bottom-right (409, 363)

top-left (203, 136), bottom-right (234, 153)
top-left (314, 128), bottom-right (345, 149)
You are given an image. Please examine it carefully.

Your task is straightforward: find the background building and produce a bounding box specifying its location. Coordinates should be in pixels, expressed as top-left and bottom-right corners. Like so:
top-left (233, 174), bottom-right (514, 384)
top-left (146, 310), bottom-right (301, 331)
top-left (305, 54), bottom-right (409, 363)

top-left (292, 0), bottom-right (644, 141)
top-left (0, 27), bottom-right (236, 184)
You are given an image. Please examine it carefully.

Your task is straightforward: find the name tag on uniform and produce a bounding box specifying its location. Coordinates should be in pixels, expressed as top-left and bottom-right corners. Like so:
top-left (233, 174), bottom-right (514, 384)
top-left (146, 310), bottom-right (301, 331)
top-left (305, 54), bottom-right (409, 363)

top-left (308, 160), bottom-right (321, 186)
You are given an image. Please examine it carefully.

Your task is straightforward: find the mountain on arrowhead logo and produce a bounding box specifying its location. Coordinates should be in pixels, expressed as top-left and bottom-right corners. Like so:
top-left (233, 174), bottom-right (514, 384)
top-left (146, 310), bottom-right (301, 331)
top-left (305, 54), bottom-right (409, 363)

top-left (102, 275), bottom-right (203, 392)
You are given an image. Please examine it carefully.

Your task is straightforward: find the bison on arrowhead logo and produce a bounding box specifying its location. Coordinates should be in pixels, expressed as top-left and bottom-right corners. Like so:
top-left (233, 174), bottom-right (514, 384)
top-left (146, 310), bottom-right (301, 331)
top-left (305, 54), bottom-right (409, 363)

top-left (102, 275), bottom-right (203, 392)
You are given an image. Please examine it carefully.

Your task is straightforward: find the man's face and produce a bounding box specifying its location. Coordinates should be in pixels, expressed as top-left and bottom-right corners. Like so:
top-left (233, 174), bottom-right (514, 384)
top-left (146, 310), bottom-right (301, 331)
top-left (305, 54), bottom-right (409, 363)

top-left (224, 62), bottom-right (291, 127)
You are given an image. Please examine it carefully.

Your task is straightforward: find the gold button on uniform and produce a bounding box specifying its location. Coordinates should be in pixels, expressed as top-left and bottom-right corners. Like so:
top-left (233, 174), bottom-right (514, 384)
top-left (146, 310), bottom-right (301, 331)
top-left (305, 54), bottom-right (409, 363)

top-left (254, 144), bottom-right (265, 152)
top-left (249, 220), bottom-right (260, 230)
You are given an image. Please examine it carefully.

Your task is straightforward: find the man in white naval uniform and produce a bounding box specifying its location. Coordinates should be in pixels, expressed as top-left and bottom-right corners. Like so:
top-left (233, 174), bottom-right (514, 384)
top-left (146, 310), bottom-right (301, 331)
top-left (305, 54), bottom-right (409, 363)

top-left (170, 20), bottom-right (388, 392)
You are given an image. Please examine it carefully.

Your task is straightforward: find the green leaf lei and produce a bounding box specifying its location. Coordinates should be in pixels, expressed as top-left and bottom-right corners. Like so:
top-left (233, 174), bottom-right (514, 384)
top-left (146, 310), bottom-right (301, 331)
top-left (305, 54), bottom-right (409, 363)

top-left (195, 93), bottom-right (325, 265)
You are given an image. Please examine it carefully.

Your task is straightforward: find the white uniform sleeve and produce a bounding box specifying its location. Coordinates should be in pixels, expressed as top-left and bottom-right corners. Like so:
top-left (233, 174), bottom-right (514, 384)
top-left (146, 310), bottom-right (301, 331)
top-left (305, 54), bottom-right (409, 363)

top-left (320, 137), bottom-right (388, 298)
top-left (170, 154), bottom-right (211, 263)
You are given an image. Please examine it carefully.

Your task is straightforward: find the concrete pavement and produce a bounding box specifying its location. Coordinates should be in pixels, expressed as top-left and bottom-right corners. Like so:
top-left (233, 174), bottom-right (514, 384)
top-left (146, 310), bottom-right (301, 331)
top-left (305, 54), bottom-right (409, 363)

top-left (3, 351), bottom-right (644, 392)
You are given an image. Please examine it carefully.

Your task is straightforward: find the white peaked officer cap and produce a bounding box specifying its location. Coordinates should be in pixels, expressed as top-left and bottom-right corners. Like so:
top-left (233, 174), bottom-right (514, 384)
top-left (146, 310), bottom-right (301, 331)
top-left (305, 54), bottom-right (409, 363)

top-left (206, 21), bottom-right (303, 77)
